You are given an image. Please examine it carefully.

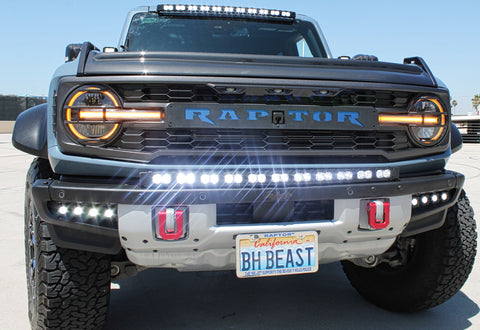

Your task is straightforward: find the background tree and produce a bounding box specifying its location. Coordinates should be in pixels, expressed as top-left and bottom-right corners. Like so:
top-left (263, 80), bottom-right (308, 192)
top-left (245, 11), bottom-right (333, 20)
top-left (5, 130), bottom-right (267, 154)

top-left (472, 94), bottom-right (480, 115)
top-left (451, 99), bottom-right (458, 115)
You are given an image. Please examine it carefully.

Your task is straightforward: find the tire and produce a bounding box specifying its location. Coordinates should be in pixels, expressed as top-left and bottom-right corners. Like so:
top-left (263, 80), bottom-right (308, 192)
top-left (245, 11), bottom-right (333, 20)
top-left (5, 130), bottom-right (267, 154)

top-left (341, 190), bottom-right (477, 312)
top-left (25, 158), bottom-right (111, 329)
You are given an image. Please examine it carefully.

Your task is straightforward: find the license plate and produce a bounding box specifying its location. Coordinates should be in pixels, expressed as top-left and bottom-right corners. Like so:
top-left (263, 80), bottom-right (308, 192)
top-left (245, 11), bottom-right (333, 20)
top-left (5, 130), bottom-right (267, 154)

top-left (236, 231), bottom-right (318, 278)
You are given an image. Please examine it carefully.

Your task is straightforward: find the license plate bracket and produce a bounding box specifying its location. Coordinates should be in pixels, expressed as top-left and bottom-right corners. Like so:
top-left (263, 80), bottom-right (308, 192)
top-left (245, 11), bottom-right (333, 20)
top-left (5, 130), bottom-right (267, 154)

top-left (236, 231), bottom-right (318, 278)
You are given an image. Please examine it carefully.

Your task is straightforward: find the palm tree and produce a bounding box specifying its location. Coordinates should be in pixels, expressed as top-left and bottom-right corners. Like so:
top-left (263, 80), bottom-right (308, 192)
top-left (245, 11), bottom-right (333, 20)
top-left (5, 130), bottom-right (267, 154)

top-left (451, 99), bottom-right (458, 115)
top-left (472, 94), bottom-right (480, 115)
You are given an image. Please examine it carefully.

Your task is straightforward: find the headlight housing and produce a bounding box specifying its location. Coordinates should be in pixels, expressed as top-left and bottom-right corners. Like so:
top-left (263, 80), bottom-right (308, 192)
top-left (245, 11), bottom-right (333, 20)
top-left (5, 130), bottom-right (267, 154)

top-left (64, 86), bottom-right (121, 144)
top-left (407, 97), bottom-right (447, 146)
top-left (378, 96), bottom-right (447, 147)
top-left (63, 85), bottom-right (163, 145)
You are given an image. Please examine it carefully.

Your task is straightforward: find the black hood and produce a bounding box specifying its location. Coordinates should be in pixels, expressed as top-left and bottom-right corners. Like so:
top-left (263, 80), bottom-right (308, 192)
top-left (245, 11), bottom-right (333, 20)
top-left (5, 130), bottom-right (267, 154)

top-left (80, 51), bottom-right (436, 87)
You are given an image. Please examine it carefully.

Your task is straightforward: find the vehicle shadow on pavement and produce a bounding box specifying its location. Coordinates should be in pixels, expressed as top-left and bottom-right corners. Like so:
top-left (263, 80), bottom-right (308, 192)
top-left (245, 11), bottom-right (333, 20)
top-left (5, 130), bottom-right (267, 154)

top-left (106, 262), bottom-right (478, 330)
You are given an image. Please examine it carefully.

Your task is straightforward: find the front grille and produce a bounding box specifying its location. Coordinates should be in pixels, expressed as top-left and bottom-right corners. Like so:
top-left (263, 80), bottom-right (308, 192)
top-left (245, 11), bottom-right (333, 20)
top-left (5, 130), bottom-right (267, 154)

top-left (111, 84), bottom-right (412, 108)
top-left (113, 129), bottom-right (409, 152)
top-left (217, 200), bottom-right (334, 225)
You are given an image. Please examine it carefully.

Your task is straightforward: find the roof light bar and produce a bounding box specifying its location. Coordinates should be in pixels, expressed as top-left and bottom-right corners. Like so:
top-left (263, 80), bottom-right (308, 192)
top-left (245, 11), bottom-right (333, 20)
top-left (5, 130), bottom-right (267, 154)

top-left (157, 4), bottom-right (296, 20)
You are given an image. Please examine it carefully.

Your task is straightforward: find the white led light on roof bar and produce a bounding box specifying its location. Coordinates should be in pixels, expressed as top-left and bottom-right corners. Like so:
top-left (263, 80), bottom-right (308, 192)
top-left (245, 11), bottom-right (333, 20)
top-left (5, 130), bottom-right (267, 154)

top-left (376, 169), bottom-right (392, 179)
top-left (158, 5), bottom-right (296, 20)
top-left (316, 172), bottom-right (333, 181)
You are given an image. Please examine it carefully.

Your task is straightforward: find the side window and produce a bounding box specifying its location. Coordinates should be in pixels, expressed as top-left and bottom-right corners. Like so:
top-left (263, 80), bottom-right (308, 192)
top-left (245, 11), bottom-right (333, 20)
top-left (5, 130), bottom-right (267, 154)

top-left (296, 38), bottom-right (313, 57)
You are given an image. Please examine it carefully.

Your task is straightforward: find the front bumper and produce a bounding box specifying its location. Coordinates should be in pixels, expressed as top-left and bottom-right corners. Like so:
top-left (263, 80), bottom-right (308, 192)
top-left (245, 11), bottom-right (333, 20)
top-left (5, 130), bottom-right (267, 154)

top-left (31, 170), bottom-right (464, 269)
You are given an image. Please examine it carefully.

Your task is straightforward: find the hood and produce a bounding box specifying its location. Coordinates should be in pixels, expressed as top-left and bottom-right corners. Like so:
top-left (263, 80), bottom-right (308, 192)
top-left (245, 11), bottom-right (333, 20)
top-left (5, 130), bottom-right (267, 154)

top-left (80, 51), bottom-right (436, 87)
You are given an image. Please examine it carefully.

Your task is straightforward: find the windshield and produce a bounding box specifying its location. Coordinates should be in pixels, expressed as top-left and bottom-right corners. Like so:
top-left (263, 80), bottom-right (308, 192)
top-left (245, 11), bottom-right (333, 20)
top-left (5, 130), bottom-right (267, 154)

top-left (125, 13), bottom-right (327, 57)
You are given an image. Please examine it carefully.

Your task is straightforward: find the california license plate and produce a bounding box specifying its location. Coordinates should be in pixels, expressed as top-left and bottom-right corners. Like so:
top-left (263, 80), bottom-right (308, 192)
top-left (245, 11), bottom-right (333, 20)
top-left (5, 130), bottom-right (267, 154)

top-left (236, 231), bottom-right (318, 278)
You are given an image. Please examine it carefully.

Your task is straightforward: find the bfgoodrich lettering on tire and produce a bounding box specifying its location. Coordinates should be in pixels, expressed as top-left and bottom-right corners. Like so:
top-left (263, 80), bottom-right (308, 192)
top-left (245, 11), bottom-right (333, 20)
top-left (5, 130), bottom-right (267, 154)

top-left (341, 190), bottom-right (477, 312)
top-left (25, 158), bottom-right (111, 329)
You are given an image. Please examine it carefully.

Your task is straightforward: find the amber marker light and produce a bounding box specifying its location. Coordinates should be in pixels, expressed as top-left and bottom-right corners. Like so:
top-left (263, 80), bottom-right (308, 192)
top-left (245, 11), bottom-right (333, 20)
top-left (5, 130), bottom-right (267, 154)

top-left (79, 110), bottom-right (163, 121)
top-left (378, 114), bottom-right (439, 125)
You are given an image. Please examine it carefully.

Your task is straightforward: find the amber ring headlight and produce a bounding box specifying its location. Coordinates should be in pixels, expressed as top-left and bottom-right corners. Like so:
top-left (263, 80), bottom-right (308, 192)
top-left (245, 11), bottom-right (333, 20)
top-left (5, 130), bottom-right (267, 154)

top-left (64, 86), bottom-right (121, 143)
top-left (64, 85), bottom-right (163, 145)
top-left (378, 96), bottom-right (447, 147)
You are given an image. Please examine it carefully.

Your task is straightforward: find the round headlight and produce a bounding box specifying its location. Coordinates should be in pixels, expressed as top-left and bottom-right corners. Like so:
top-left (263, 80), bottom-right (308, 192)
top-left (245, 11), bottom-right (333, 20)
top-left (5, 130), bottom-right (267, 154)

top-left (408, 97), bottom-right (447, 146)
top-left (64, 86), bottom-right (121, 144)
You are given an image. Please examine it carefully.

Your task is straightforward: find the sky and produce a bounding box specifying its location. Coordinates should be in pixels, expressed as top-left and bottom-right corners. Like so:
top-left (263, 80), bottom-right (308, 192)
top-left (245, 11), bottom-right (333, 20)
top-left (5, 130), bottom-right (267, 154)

top-left (1, 0), bottom-right (479, 115)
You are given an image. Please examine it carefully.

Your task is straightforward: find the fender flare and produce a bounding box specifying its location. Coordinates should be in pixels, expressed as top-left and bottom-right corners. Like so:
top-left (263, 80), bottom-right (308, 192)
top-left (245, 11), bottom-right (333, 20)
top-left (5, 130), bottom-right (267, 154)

top-left (12, 103), bottom-right (48, 158)
top-left (451, 122), bottom-right (462, 154)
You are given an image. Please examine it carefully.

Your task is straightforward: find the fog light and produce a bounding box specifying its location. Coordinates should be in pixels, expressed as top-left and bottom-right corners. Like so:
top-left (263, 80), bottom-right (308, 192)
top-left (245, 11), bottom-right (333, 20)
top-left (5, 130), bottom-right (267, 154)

top-left (421, 196), bottom-right (429, 205)
top-left (88, 208), bottom-right (99, 217)
top-left (441, 192), bottom-right (448, 201)
top-left (431, 194), bottom-right (439, 203)
top-left (412, 198), bottom-right (419, 207)
top-left (73, 206), bottom-right (83, 216)
top-left (59, 205), bottom-right (68, 215)
top-left (104, 209), bottom-right (114, 218)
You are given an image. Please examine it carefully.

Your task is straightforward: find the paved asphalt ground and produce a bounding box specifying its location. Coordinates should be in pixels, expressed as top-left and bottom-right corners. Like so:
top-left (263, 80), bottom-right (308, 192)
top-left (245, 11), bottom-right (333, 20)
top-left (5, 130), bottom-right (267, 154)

top-left (1, 133), bottom-right (479, 329)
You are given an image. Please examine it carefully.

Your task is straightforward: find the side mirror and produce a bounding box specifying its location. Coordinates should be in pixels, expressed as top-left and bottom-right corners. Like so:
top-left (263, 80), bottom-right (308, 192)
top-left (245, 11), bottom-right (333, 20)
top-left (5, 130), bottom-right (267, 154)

top-left (65, 43), bottom-right (82, 62)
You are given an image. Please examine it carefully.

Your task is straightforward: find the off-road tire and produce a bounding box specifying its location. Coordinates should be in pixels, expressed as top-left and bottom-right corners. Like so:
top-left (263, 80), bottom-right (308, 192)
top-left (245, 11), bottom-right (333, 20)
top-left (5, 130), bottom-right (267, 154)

top-left (342, 190), bottom-right (477, 312)
top-left (25, 158), bottom-right (111, 329)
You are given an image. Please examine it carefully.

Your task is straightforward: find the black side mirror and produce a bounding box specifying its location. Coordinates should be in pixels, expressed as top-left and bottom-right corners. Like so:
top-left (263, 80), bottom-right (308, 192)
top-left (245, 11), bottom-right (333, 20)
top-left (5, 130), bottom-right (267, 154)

top-left (65, 43), bottom-right (82, 62)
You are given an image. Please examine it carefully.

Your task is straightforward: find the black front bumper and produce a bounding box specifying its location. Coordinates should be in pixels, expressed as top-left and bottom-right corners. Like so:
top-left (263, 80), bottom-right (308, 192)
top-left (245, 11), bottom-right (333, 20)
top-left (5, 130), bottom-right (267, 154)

top-left (31, 170), bottom-right (464, 254)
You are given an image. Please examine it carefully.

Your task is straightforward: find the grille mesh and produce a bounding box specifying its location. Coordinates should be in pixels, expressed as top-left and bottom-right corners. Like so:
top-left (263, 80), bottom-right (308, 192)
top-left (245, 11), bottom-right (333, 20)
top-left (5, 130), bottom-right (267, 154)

top-left (113, 129), bottom-right (408, 152)
top-left (112, 84), bottom-right (411, 108)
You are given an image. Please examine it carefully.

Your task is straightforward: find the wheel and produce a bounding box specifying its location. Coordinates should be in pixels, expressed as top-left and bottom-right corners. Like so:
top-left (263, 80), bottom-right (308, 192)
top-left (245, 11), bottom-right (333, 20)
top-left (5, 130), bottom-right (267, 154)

top-left (342, 190), bottom-right (477, 312)
top-left (25, 158), bottom-right (111, 329)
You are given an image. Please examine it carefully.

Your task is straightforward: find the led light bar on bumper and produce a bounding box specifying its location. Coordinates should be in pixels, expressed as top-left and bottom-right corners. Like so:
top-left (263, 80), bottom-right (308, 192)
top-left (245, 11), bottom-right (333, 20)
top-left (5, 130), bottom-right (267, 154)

top-left (378, 96), bottom-right (447, 147)
top-left (63, 85), bottom-right (163, 145)
top-left (157, 4), bottom-right (295, 20)
top-left (140, 167), bottom-right (396, 188)
top-left (47, 202), bottom-right (118, 228)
